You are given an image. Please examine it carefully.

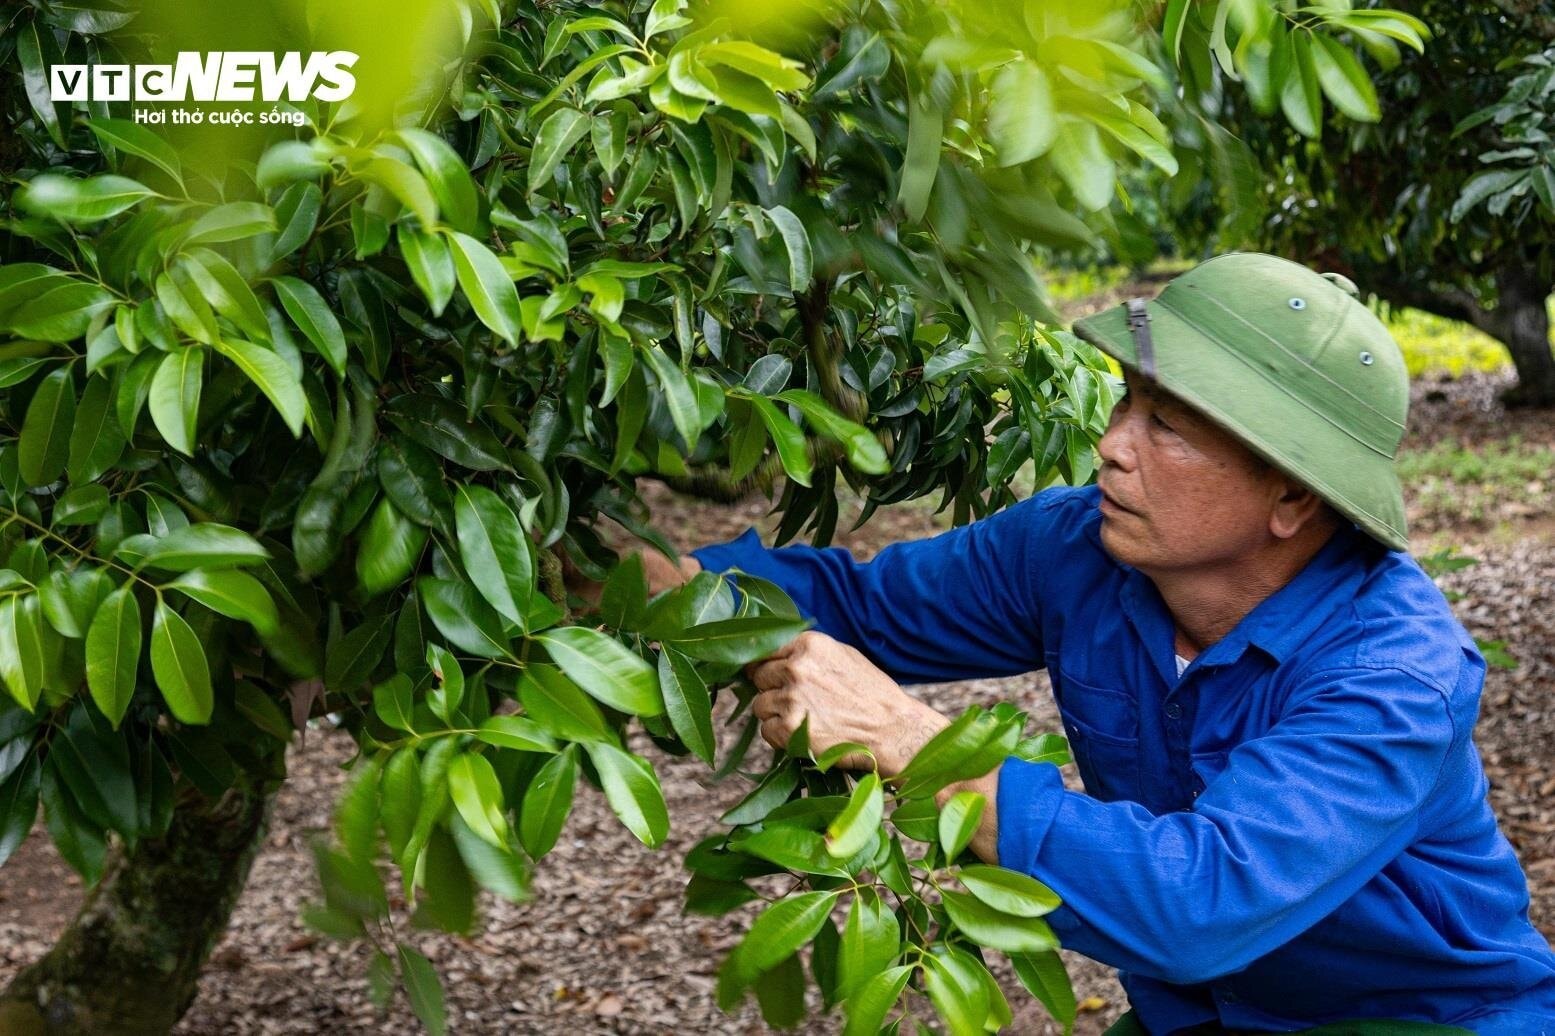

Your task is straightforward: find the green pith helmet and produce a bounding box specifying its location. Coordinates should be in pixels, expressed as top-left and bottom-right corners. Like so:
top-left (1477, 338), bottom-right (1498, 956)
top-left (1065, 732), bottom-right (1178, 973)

top-left (1072, 252), bottom-right (1411, 552)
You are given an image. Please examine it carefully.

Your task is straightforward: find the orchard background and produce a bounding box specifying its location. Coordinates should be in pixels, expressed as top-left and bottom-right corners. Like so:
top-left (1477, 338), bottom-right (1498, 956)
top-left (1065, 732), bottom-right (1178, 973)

top-left (0, 0), bottom-right (1552, 1033)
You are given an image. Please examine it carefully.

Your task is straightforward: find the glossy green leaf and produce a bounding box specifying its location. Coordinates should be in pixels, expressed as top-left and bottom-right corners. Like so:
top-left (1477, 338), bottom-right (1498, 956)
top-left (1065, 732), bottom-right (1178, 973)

top-left (445, 231), bottom-right (522, 345)
top-left (454, 485), bottom-right (534, 628)
top-left (86, 117), bottom-right (181, 184)
top-left (150, 599), bottom-right (213, 724)
top-left (838, 889), bottom-right (900, 1000)
top-left (397, 128), bottom-right (479, 233)
top-left (132, 524), bottom-right (269, 571)
top-left (529, 108), bottom-right (591, 194)
top-left (0, 595), bottom-right (46, 711)
top-left (518, 666), bottom-right (612, 743)
top-left (958, 864), bottom-right (1062, 918)
top-left (732, 890), bottom-right (838, 980)
top-left (474, 715), bottom-right (558, 753)
top-left (842, 964), bottom-right (915, 1036)
top-left (214, 338), bottom-right (307, 437)
top-left (373, 674), bottom-right (416, 733)
top-left (19, 174), bottom-right (155, 222)
top-left (535, 626), bottom-right (661, 716)
top-left (148, 348), bottom-right (203, 456)
top-left (356, 498), bottom-right (428, 597)
top-left (1312, 34), bottom-right (1381, 122)
top-left (667, 615), bottom-right (807, 665)
top-left (657, 647), bottom-right (715, 766)
top-left (67, 375), bottom-right (126, 484)
top-left (18, 368), bottom-right (75, 487)
top-left (400, 227), bottom-right (456, 316)
top-left (938, 790), bottom-right (985, 861)
top-left (398, 944), bottom-right (447, 1036)
top-left (585, 741), bottom-right (668, 847)
top-left (519, 743), bottom-right (577, 859)
top-left (940, 887), bottom-right (1058, 954)
top-left (447, 752), bottom-right (510, 849)
top-left (1010, 950), bottom-right (1078, 1031)
top-left (165, 570), bottom-right (279, 636)
top-left (271, 276), bottom-right (348, 375)
top-left (418, 577), bottom-right (512, 658)
top-left (84, 584), bottom-right (142, 721)
top-left (765, 205), bottom-right (812, 293)
top-left (825, 772), bottom-right (883, 859)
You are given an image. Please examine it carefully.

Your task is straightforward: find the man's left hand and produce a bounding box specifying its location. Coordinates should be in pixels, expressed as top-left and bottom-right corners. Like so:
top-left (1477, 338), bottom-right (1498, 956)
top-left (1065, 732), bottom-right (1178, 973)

top-left (748, 631), bottom-right (950, 776)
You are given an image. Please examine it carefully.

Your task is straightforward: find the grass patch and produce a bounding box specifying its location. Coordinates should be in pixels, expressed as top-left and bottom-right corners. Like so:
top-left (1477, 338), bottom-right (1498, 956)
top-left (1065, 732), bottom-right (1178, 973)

top-left (1398, 437), bottom-right (1554, 533)
top-left (1380, 306), bottom-right (1512, 378)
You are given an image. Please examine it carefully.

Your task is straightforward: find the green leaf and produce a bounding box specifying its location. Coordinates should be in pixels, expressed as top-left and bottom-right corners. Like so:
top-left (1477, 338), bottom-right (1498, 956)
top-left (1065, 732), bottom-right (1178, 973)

top-left (149, 348), bottom-right (203, 456)
top-left (213, 338), bottom-right (307, 437)
top-left (9, 280), bottom-right (113, 342)
top-left (958, 864), bottom-right (1062, 918)
top-left (529, 108), bottom-right (592, 195)
top-left (19, 174), bottom-right (155, 222)
top-left (535, 626), bottom-right (662, 716)
top-left (454, 485), bottom-right (534, 628)
top-left (639, 344), bottom-right (702, 450)
top-left (0, 756), bottom-right (41, 869)
top-left (271, 276), bottom-right (348, 375)
top-left (657, 647), bottom-right (715, 766)
top-left (1279, 32), bottom-right (1323, 139)
top-left (1311, 34), bottom-right (1380, 122)
top-left (86, 117), bottom-right (181, 184)
top-left (186, 202), bottom-right (276, 245)
top-left (585, 741), bottom-right (668, 848)
top-left (449, 810), bottom-right (530, 902)
top-left (270, 182), bottom-right (322, 262)
top-left (838, 889), bottom-right (900, 1000)
top-left (938, 790), bottom-right (985, 860)
top-left (765, 205), bottom-right (812, 293)
top-left (133, 524), bottom-right (269, 571)
top-left (334, 754), bottom-right (382, 862)
top-left (400, 228), bottom-right (457, 317)
top-left (165, 570), bottom-right (278, 636)
top-left (474, 715), bottom-right (557, 753)
top-left (668, 615), bottom-right (808, 665)
top-left (397, 944), bottom-right (447, 1036)
top-left (445, 231), bottom-right (523, 345)
top-left (447, 752), bottom-right (510, 849)
top-left (923, 951), bottom-right (986, 1036)
top-left (397, 129), bottom-right (479, 234)
top-left (418, 577), bottom-right (512, 658)
top-left (519, 743), bottom-right (577, 859)
top-left (356, 157), bottom-right (439, 230)
top-left (67, 376), bottom-right (126, 485)
top-left (898, 98), bottom-right (942, 222)
top-left (518, 666), bottom-right (612, 743)
top-left (732, 890), bottom-right (838, 978)
top-left (825, 772), bottom-right (883, 859)
top-left (1010, 950), bottom-right (1077, 1031)
top-left (842, 964), bottom-right (915, 1036)
top-left (373, 674), bottom-right (416, 733)
top-left (19, 367), bottom-right (75, 487)
top-left (150, 599), bottom-right (213, 724)
top-left (425, 643), bottom-right (465, 723)
top-left (0, 596), bottom-right (46, 711)
top-left (940, 888), bottom-right (1058, 954)
top-left (774, 389), bottom-right (888, 474)
top-left (85, 588), bottom-right (141, 724)
top-left (356, 498), bottom-right (428, 597)
top-left (989, 62), bottom-right (1056, 165)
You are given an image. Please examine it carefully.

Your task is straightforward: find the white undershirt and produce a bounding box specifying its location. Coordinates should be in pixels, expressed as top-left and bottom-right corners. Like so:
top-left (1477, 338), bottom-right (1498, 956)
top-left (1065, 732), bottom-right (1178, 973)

top-left (1175, 654), bottom-right (1190, 678)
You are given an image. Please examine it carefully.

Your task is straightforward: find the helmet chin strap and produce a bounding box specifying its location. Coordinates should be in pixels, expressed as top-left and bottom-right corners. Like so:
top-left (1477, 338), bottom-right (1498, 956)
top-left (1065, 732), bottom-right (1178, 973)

top-left (1126, 298), bottom-right (1157, 380)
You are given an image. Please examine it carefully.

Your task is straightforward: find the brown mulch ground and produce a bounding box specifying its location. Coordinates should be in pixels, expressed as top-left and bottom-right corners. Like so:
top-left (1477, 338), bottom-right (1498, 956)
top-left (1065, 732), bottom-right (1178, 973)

top-left (1, 372), bottom-right (1552, 1034)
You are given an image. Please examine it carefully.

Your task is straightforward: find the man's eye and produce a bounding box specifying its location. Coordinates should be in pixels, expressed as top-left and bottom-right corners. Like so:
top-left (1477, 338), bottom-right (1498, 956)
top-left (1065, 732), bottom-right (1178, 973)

top-left (1151, 413), bottom-right (1173, 432)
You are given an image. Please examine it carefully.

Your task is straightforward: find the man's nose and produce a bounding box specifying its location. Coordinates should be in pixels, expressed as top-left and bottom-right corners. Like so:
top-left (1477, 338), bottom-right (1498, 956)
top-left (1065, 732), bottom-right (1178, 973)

top-left (1097, 412), bottom-right (1135, 471)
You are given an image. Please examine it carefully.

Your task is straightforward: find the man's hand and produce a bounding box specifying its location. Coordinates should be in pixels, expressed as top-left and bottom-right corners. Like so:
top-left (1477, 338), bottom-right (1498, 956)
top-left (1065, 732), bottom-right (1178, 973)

top-left (747, 631), bottom-right (950, 777)
top-left (561, 543), bottom-right (701, 606)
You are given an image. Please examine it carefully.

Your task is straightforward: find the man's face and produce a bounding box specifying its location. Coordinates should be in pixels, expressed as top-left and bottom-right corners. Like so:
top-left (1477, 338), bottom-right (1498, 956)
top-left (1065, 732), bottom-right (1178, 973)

top-left (1094, 371), bottom-right (1287, 573)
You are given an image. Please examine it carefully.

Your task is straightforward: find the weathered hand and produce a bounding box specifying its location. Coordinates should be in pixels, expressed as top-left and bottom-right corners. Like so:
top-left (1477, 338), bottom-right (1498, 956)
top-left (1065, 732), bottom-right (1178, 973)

top-left (560, 541), bottom-right (701, 606)
top-left (747, 631), bottom-right (950, 776)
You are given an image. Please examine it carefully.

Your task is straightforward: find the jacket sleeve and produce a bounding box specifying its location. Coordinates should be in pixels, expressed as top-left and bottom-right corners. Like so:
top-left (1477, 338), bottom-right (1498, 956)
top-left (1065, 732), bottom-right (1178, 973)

top-left (689, 492), bottom-right (1067, 684)
top-left (996, 665), bottom-right (1457, 985)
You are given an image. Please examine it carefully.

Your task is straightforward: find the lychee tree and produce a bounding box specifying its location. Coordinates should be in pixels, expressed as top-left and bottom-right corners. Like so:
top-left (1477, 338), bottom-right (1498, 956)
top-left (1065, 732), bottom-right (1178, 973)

top-left (0, 0), bottom-right (1419, 1032)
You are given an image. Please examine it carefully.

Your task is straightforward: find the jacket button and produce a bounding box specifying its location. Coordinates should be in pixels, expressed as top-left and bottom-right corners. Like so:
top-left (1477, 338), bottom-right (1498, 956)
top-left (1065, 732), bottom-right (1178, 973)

top-left (1165, 702), bottom-right (1183, 720)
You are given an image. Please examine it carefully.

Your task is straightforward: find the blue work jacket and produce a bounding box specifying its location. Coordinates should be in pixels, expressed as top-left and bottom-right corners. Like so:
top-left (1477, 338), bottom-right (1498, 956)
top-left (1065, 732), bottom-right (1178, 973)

top-left (691, 485), bottom-right (1555, 1033)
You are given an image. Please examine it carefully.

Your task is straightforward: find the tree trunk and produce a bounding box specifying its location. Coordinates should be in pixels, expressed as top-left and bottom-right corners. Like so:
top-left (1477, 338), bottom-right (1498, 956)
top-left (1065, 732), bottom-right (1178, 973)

top-left (0, 775), bottom-right (276, 1035)
top-left (1489, 268), bottom-right (1555, 408)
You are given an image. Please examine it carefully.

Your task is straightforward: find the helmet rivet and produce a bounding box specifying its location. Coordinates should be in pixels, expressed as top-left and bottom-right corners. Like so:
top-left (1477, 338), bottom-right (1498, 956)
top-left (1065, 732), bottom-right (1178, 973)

top-left (1359, 351), bottom-right (1375, 366)
top-left (1288, 297), bottom-right (1307, 311)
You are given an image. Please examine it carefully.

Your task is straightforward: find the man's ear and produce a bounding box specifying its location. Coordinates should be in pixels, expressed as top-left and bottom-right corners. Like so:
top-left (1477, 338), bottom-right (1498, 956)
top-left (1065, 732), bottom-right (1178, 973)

top-left (1268, 479), bottom-right (1329, 540)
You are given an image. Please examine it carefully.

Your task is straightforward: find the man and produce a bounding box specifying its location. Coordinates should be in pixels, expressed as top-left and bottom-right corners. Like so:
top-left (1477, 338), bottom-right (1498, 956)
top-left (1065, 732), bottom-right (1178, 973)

top-left (649, 255), bottom-right (1555, 1032)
